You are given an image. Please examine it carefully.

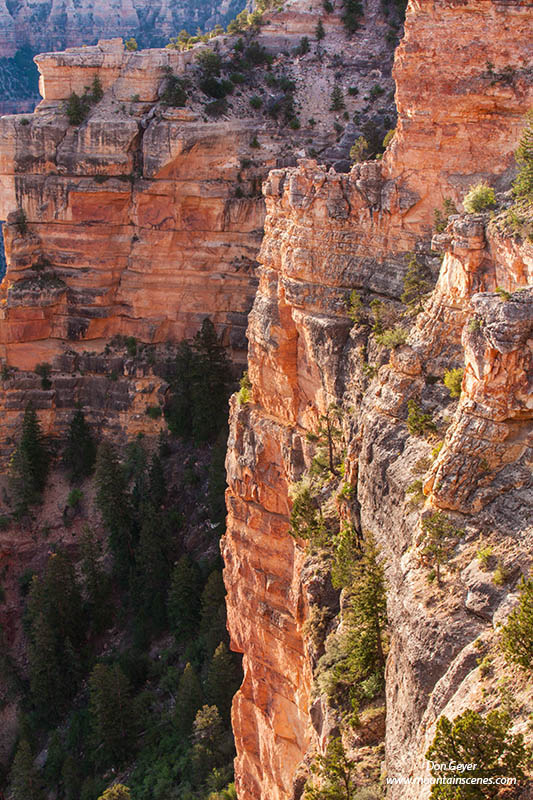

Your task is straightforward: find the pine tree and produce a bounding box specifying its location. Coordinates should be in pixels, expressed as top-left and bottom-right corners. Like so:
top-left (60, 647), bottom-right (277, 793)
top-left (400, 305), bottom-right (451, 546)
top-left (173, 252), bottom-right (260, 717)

top-left (167, 555), bottom-right (203, 643)
top-left (165, 340), bottom-right (195, 437)
top-left (204, 642), bottom-right (241, 724)
top-left (94, 442), bottom-right (134, 583)
top-left (190, 705), bottom-right (229, 784)
top-left (28, 612), bottom-right (63, 720)
top-left (9, 403), bottom-right (49, 515)
top-left (80, 526), bottom-right (108, 631)
top-left (499, 577), bottom-right (533, 670)
top-left (10, 739), bottom-right (45, 800)
top-left (89, 663), bottom-right (137, 765)
top-left (306, 737), bottom-right (356, 800)
top-left (190, 318), bottom-right (232, 442)
top-left (132, 507), bottom-right (171, 639)
top-left (426, 710), bottom-right (530, 799)
top-left (315, 18), bottom-right (325, 40)
top-left (420, 512), bottom-right (461, 585)
top-left (63, 408), bottom-right (96, 483)
top-left (401, 254), bottom-right (431, 314)
top-left (512, 110), bottom-right (533, 200)
top-left (175, 662), bottom-right (203, 736)
top-left (330, 84), bottom-right (345, 112)
top-left (199, 570), bottom-right (228, 656)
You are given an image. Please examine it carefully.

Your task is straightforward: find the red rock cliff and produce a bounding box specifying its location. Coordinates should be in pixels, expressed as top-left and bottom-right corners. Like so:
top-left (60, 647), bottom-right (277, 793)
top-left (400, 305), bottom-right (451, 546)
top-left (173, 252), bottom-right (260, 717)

top-left (223, 1), bottom-right (533, 798)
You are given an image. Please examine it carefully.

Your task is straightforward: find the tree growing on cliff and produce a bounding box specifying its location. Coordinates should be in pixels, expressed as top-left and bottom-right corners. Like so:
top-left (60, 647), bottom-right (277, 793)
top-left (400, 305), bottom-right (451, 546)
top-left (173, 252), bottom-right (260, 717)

top-left (205, 642), bottom-right (241, 724)
top-left (426, 710), bottom-right (531, 799)
top-left (401, 253), bottom-right (431, 314)
top-left (94, 441), bottom-right (134, 584)
top-left (420, 512), bottom-right (462, 585)
top-left (98, 785), bottom-right (131, 800)
top-left (10, 739), bottom-right (45, 800)
top-left (499, 577), bottom-right (533, 670)
top-left (89, 663), bottom-right (137, 766)
top-left (9, 403), bottom-right (50, 515)
top-left (175, 662), bottom-right (204, 737)
top-left (513, 110), bottom-right (533, 200)
top-left (63, 408), bottom-right (97, 483)
top-left (306, 404), bottom-right (343, 477)
top-left (305, 737), bottom-right (357, 800)
top-left (167, 555), bottom-right (202, 643)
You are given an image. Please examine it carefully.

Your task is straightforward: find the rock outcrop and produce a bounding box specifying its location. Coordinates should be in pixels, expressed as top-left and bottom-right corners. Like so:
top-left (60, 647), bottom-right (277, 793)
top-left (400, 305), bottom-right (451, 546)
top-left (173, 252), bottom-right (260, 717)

top-left (223, 1), bottom-right (533, 798)
top-left (0, 0), bottom-right (244, 59)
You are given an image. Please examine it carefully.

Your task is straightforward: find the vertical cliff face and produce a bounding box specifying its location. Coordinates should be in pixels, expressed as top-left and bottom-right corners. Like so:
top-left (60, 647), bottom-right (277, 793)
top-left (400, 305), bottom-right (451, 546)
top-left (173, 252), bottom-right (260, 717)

top-left (223, 1), bottom-right (533, 798)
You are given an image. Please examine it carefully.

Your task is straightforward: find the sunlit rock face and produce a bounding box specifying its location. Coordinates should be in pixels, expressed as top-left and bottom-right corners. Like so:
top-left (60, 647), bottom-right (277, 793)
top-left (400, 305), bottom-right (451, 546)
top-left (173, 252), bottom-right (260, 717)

top-left (223, 1), bottom-right (533, 798)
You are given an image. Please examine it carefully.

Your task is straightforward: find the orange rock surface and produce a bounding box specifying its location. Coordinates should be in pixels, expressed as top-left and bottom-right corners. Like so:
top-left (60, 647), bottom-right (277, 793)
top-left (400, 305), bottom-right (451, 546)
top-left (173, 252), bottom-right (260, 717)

top-left (223, 1), bottom-right (533, 798)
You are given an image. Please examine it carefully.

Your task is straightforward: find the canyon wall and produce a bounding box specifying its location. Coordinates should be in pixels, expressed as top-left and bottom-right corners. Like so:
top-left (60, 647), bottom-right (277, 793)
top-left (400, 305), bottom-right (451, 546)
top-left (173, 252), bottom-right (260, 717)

top-left (0, 0), bottom-right (244, 58)
top-left (223, 0), bottom-right (533, 798)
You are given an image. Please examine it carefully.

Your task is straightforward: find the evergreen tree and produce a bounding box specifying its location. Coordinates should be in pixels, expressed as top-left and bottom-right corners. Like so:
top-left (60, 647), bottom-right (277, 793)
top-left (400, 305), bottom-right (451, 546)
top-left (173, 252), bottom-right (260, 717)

top-left (426, 710), bottom-right (530, 799)
top-left (512, 110), bottom-right (533, 200)
top-left (204, 642), bottom-right (241, 724)
top-left (98, 785), bottom-right (132, 800)
top-left (167, 555), bottom-right (203, 643)
top-left (89, 663), bottom-right (137, 765)
top-left (44, 731), bottom-right (64, 785)
top-left (28, 612), bottom-right (63, 720)
top-left (80, 526), bottom-right (109, 632)
top-left (499, 577), bottom-right (533, 670)
top-left (175, 662), bottom-right (203, 737)
top-left (190, 319), bottom-right (232, 443)
top-left (165, 341), bottom-right (195, 438)
top-left (9, 403), bottom-right (49, 515)
top-left (190, 705), bottom-right (229, 785)
top-left (62, 754), bottom-right (82, 800)
top-left (420, 512), bottom-right (461, 584)
top-left (315, 18), bottom-right (325, 40)
top-left (208, 427), bottom-right (229, 534)
top-left (94, 442), bottom-right (134, 583)
top-left (199, 570), bottom-right (229, 656)
top-left (305, 737), bottom-right (356, 800)
top-left (401, 254), bottom-right (431, 314)
top-left (10, 739), bottom-right (45, 800)
top-left (63, 408), bottom-right (97, 483)
top-left (132, 507), bottom-right (171, 640)
top-left (149, 453), bottom-right (167, 508)
top-left (330, 84), bottom-right (345, 112)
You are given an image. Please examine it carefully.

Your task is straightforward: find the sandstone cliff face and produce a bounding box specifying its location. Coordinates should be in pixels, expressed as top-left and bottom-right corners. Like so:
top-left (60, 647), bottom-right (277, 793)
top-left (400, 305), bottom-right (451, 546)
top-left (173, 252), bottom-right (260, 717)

top-left (0, 0), bottom-right (397, 372)
top-left (223, 1), bottom-right (533, 798)
top-left (0, 0), bottom-right (243, 58)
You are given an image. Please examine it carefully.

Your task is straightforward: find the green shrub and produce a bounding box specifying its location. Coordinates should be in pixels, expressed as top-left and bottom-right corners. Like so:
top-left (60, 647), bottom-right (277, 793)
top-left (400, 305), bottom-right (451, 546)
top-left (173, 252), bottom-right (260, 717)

top-left (406, 479), bottom-right (425, 507)
top-left (370, 84), bottom-right (384, 99)
top-left (443, 367), bottom-right (463, 398)
top-left (238, 371), bottom-right (251, 404)
top-left (20, 117), bottom-right (30, 126)
top-left (289, 482), bottom-right (325, 545)
top-left (350, 135), bottom-right (368, 163)
top-left (463, 182), bottom-right (495, 213)
top-left (499, 577), bottom-right (533, 670)
top-left (205, 99), bottom-right (228, 117)
top-left (468, 317), bottom-right (482, 333)
top-left (323, 0), bottom-right (333, 11)
top-left (145, 405), bottom-right (162, 419)
top-left (426, 709), bottom-right (531, 799)
top-left (160, 74), bottom-right (187, 106)
top-left (407, 400), bottom-right (437, 437)
top-left (289, 117), bottom-right (300, 130)
top-left (375, 326), bottom-right (407, 349)
top-left (383, 128), bottom-right (395, 148)
top-left (67, 488), bottom-right (83, 508)
top-left (35, 362), bottom-right (52, 389)
top-left (125, 37), bottom-right (138, 51)
top-left (346, 289), bottom-right (363, 324)
top-left (493, 560), bottom-right (510, 587)
top-left (495, 286), bottom-right (511, 301)
top-left (476, 544), bottom-right (493, 570)
top-left (315, 18), bottom-right (325, 40)
top-left (196, 49), bottom-right (222, 77)
top-left (250, 136), bottom-right (260, 148)
top-left (229, 72), bottom-right (245, 85)
top-left (249, 95), bottom-right (262, 109)
top-left (341, 0), bottom-right (363, 33)
top-left (295, 36), bottom-right (310, 55)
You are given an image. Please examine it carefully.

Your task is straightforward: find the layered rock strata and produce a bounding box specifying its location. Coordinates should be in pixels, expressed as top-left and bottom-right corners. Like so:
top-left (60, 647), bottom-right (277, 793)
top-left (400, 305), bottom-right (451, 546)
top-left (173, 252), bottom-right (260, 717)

top-left (223, 0), bottom-right (533, 798)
